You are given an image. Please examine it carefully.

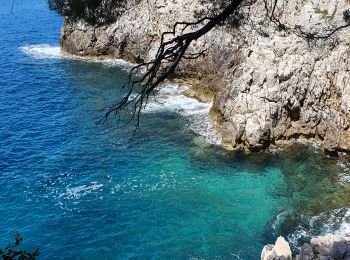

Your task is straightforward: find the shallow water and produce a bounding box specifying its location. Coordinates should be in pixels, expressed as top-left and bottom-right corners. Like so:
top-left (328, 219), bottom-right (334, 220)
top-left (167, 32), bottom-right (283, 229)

top-left (0, 0), bottom-right (349, 259)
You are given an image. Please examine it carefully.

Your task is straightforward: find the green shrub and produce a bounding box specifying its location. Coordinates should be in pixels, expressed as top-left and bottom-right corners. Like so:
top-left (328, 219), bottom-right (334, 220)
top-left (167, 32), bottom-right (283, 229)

top-left (48, 0), bottom-right (129, 25)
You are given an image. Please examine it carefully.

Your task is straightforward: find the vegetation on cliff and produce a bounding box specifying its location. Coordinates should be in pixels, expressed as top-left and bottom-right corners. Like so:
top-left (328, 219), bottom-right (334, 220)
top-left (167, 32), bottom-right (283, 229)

top-left (48, 0), bottom-right (130, 25)
top-left (51, 0), bottom-right (350, 127)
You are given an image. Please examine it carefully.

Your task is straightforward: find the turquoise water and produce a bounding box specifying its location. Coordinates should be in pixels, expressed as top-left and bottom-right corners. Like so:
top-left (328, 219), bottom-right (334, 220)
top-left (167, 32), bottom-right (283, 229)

top-left (1, 0), bottom-right (350, 259)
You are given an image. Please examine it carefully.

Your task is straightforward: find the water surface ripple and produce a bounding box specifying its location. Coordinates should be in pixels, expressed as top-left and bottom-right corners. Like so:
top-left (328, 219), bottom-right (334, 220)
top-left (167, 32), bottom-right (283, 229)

top-left (0, 1), bottom-right (349, 259)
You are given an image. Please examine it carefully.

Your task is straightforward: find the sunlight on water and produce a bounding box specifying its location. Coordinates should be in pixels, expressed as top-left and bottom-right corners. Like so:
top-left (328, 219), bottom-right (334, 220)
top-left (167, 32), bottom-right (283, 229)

top-left (0, 0), bottom-right (349, 259)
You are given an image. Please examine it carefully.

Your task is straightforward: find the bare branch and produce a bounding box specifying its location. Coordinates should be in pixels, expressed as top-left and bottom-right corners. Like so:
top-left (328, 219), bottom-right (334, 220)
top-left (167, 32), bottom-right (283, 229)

top-left (104, 0), bottom-right (246, 129)
top-left (103, 0), bottom-right (350, 134)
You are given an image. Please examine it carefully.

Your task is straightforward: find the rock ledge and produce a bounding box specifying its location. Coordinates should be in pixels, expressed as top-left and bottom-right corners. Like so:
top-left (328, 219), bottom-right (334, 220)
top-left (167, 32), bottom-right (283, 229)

top-left (261, 235), bottom-right (350, 260)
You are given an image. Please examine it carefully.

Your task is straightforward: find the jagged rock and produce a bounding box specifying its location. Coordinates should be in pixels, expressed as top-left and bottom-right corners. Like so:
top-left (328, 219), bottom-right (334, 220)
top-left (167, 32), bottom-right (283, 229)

top-left (261, 244), bottom-right (279, 260)
top-left (261, 236), bottom-right (292, 260)
top-left (60, 0), bottom-right (350, 155)
top-left (296, 235), bottom-right (350, 260)
top-left (275, 236), bottom-right (293, 259)
top-left (262, 235), bottom-right (350, 260)
top-left (296, 244), bottom-right (315, 260)
top-left (311, 234), bottom-right (350, 259)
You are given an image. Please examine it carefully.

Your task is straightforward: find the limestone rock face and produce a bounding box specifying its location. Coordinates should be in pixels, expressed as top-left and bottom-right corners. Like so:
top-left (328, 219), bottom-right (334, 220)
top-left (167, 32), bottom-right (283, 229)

top-left (261, 236), bottom-right (292, 260)
top-left (60, 0), bottom-right (350, 154)
top-left (296, 235), bottom-right (350, 260)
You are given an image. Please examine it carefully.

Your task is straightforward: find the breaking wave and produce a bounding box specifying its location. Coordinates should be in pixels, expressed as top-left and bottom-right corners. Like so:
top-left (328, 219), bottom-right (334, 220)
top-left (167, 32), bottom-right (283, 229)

top-left (20, 44), bottom-right (61, 59)
top-left (20, 44), bottom-right (132, 68)
top-left (144, 84), bottom-right (222, 145)
top-left (337, 160), bottom-right (350, 185)
top-left (286, 208), bottom-right (350, 249)
top-left (21, 44), bottom-right (221, 145)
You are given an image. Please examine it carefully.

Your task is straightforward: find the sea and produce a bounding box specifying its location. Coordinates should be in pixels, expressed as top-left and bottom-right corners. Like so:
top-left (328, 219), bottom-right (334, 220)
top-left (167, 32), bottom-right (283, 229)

top-left (0, 0), bottom-right (349, 259)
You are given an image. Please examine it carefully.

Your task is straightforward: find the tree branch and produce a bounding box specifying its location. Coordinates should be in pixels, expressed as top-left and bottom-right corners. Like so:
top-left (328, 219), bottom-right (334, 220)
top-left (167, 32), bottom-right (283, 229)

top-left (103, 0), bottom-right (350, 133)
top-left (103, 0), bottom-right (246, 128)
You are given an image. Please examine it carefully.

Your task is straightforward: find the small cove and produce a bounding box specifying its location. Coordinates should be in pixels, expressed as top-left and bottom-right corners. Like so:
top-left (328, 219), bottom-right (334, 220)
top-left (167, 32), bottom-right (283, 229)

top-left (0, 0), bottom-right (349, 259)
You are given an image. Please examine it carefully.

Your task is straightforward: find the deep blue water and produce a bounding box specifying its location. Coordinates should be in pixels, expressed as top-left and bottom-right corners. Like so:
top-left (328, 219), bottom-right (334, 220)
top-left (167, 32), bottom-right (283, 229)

top-left (0, 0), bottom-right (349, 259)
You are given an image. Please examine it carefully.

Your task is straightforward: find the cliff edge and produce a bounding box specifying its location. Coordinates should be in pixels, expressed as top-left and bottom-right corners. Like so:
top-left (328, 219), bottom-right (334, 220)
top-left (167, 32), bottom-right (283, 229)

top-left (60, 0), bottom-right (350, 155)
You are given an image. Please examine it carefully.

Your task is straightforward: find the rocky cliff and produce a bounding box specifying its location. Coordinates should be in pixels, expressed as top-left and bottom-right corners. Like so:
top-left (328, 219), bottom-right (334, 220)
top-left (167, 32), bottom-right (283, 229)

top-left (60, 0), bottom-right (350, 155)
top-left (261, 235), bottom-right (350, 260)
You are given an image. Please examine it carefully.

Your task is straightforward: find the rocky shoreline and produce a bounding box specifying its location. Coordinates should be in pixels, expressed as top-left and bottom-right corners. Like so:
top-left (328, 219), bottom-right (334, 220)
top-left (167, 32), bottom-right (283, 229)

top-left (58, 0), bottom-right (350, 257)
top-left (60, 0), bottom-right (350, 156)
top-left (262, 235), bottom-right (350, 260)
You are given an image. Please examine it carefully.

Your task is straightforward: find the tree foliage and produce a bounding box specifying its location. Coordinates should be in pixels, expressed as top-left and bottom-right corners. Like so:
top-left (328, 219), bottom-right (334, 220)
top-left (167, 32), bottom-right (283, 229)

top-left (48, 0), bottom-right (129, 25)
top-left (194, 0), bottom-right (246, 28)
top-left (344, 9), bottom-right (350, 24)
top-left (0, 234), bottom-right (39, 260)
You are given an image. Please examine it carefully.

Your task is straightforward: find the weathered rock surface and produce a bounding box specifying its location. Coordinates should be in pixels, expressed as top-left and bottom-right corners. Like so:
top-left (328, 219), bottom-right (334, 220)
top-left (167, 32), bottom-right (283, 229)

top-left (261, 236), bottom-right (292, 260)
top-left (60, 0), bottom-right (350, 154)
top-left (262, 235), bottom-right (350, 260)
top-left (297, 234), bottom-right (350, 260)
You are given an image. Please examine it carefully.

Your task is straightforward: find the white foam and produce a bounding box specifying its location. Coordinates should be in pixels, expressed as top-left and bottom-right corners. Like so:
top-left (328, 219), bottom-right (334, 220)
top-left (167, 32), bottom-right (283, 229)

top-left (336, 209), bottom-right (350, 235)
top-left (20, 44), bottom-right (61, 59)
top-left (287, 208), bottom-right (350, 249)
top-left (21, 44), bottom-right (221, 145)
top-left (337, 161), bottom-right (348, 169)
top-left (144, 84), bottom-right (222, 145)
top-left (145, 85), bottom-right (209, 115)
top-left (317, 208), bottom-right (350, 236)
top-left (267, 147), bottom-right (284, 154)
top-left (272, 210), bottom-right (290, 231)
top-left (339, 173), bottom-right (350, 185)
top-left (287, 225), bottom-right (309, 248)
top-left (336, 160), bottom-right (350, 185)
top-left (62, 182), bottom-right (103, 200)
top-left (20, 44), bottom-right (133, 69)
